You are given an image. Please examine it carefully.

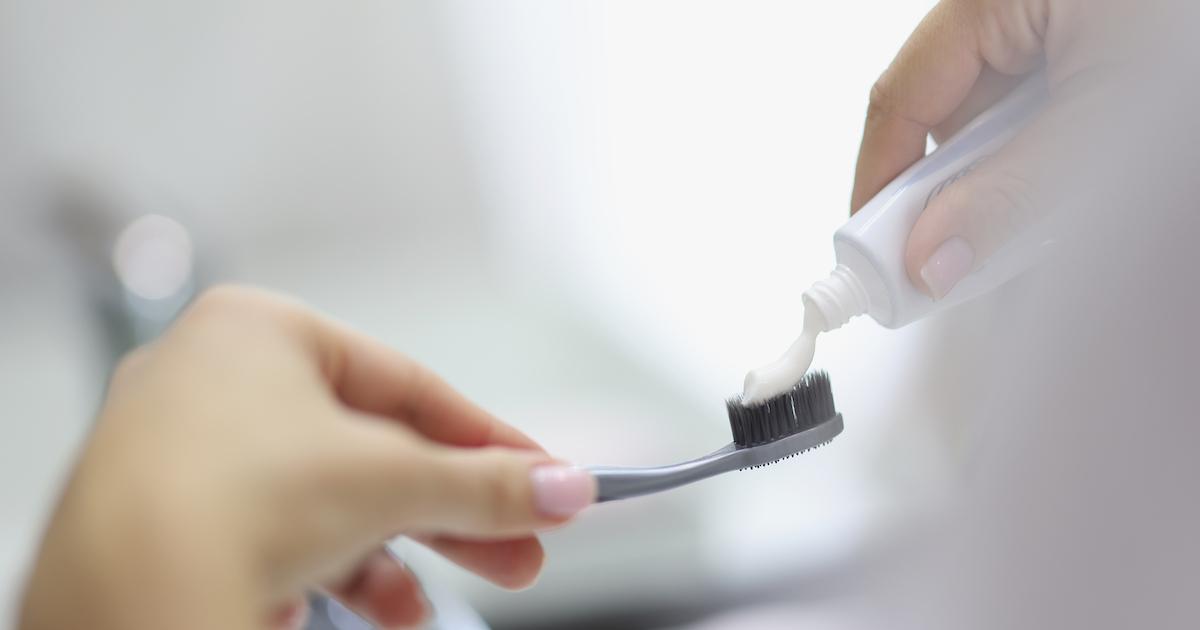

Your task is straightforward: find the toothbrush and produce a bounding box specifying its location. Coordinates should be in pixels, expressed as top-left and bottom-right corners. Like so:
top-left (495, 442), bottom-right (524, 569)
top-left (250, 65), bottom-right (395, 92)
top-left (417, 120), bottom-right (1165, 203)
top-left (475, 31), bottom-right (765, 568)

top-left (588, 372), bottom-right (841, 502)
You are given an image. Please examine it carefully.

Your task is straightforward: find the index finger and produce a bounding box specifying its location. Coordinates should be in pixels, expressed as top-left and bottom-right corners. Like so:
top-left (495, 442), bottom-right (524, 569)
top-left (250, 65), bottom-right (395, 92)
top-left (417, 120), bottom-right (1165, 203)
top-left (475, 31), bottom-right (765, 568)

top-left (304, 314), bottom-right (543, 452)
top-left (851, 0), bottom-right (1045, 212)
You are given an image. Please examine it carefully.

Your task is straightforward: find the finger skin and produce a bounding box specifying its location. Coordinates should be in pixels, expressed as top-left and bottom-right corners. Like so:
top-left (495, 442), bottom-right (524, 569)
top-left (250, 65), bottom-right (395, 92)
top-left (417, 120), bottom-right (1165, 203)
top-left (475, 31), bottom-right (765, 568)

top-left (301, 308), bottom-right (547, 453)
top-left (268, 598), bottom-right (309, 630)
top-left (931, 65), bottom-right (1028, 143)
top-left (328, 549), bottom-right (430, 629)
top-left (320, 326), bottom-right (542, 450)
top-left (903, 86), bottom-right (1094, 293)
top-left (353, 432), bottom-right (578, 538)
top-left (852, 0), bottom-right (1049, 212)
top-left (308, 417), bottom-right (589, 548)
top-left (415, 535), bottom-right (546, 590)
top-left (177, 284), bottom-right (545, 453)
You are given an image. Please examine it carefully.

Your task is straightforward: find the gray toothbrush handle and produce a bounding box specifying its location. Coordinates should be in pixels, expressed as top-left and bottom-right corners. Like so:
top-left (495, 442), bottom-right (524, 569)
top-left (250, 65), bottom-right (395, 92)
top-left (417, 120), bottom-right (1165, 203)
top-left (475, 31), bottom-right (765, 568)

top-left (587, 414), bottom-right (843, 502)
top-left (589, 444), bottom-right (738, 502)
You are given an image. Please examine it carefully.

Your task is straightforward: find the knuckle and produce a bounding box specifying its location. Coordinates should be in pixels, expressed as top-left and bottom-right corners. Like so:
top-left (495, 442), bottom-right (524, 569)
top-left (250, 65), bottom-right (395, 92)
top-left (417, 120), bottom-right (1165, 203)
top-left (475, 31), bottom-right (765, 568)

top-left (867, 73), bottom-right (930, 129)
top-left (480, 452), bottom-right (528, 530)
top-left (934, 175), bottom-right (977, 212)
top-left (932, 166), bottom-right (1038, 249)
top-left (866, 76), bottom-right (896, 121)
top-left (980, 167), bottom-right (1038, 231)
top-left (398, 362), bottom-right (436, 416)
top-left (975, 0), bottom-right (1046, 72)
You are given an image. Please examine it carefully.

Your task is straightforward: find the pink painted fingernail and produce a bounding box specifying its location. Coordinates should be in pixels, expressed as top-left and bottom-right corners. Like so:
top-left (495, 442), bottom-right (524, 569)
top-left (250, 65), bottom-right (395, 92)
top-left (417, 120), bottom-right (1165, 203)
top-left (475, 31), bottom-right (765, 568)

top-left (920, 236), bottom-right (975, 300)
top-left (530, 465), bottom-right (595, 518)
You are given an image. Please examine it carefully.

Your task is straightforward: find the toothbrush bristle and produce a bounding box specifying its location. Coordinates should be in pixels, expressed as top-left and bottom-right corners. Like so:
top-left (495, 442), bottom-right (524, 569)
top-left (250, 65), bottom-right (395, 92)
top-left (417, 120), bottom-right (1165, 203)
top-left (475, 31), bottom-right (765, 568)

top-left (738, 439), bottom-right (834, 470)
top-left (726, 371), bottom-right (836, 448)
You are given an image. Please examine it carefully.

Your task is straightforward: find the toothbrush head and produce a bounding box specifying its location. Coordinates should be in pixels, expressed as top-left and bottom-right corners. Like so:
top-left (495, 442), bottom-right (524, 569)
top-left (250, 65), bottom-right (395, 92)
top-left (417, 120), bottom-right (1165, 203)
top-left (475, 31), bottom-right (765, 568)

top-left (726, 371), bottom-right (837, 448)
top-left (588, 371), bottom-right (841, 501)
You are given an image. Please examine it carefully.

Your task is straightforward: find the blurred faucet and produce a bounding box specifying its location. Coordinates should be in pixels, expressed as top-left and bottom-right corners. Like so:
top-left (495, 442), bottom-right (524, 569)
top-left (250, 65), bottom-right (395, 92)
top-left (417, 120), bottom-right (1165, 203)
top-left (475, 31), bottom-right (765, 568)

top-left (46, 177), bottom-right (205, 364)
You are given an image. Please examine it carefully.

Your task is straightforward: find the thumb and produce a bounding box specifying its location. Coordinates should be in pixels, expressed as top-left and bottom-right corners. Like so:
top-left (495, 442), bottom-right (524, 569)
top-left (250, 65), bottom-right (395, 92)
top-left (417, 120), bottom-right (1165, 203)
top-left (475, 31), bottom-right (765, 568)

top-left (253, 426), bottom-right (594, 585)
top-left (903, 85), bottom-right (1104, 300)
top-left (905, 142), bottom-right (1046, 300)
top-left (398, 443), bottom-right (596, 538)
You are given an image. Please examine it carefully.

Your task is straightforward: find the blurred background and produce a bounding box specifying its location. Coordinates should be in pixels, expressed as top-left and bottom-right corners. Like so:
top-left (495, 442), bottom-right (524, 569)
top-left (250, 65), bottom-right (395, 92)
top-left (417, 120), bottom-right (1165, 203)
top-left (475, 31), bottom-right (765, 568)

top-left (0, 1), bottom-right (980, 628)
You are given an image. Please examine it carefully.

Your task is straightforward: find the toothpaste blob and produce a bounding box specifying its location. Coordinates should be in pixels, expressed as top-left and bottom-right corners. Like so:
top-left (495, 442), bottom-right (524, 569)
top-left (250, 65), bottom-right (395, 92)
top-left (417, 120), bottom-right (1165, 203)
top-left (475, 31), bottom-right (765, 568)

top-left (741, 307), bottom-right (824, 404)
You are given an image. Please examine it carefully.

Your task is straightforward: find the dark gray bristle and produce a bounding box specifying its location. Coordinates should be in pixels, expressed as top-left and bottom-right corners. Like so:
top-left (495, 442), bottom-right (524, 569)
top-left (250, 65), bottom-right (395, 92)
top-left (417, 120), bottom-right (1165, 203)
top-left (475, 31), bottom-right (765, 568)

top-left (726, 371), bottom-right (836, 448)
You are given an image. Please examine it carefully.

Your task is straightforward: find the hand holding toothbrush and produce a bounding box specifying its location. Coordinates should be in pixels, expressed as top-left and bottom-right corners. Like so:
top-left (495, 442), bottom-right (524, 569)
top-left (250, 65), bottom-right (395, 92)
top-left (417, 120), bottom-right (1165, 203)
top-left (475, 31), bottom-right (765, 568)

top-left (19, 286), bottom-right (595, 630)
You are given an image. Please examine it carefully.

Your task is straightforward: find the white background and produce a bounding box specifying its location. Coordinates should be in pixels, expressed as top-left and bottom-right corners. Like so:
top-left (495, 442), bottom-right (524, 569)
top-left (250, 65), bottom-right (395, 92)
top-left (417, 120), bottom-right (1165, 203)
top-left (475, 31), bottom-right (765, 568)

top-left (0, 2), bottom-right (968, 627)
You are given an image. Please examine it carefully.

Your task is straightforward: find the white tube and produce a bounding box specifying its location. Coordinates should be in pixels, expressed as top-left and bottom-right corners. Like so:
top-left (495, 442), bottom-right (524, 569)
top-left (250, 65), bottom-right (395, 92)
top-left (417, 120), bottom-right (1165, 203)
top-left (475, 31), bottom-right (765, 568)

top-left (811, 73), bottom-right (1049, 330)
top-left (743, 74), bottom-right (1050, 402)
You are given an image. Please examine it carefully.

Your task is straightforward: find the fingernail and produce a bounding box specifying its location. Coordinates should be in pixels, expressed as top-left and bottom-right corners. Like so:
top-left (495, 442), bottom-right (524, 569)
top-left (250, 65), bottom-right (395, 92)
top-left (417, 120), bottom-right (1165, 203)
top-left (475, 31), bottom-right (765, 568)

top-left (920, 236), bottom-right (975, 300)
top-left (530, 465), bottom-right (595, 518)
